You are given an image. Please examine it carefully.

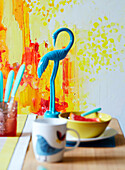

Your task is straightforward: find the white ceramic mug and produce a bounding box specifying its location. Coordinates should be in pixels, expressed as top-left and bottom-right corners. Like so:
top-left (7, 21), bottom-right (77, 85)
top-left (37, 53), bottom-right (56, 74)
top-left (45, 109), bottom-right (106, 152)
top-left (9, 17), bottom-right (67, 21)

top-left (32, 118), bottom-right (80, 162)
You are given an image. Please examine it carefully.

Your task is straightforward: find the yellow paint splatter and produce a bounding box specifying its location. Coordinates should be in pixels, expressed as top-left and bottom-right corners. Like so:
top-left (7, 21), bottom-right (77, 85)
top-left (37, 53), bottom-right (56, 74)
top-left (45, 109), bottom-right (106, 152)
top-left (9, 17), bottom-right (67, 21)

top-left (36, 6), bottom-right (39, 11)
top-left (76, 57), bottom-right (80, 60)
top-left (94, 60), bottom-right (98, 66)
top-left (86, 58), bottom-right (90, 66)
top-left (42, 6), bottom-right (46, 11)
top-left (60, 0), bottom-right (67, 5)
top-left (111, 22), bottom-right (115, 26)
top-left (93, 22), bottom-right (99, 28)
top-left (91, 64), bottom-right (93, 68)
top-left (101, 33), bottom-right (106, 39)
top-left (96, 66), bottom-right (101, 73)
top-left (77, 49), bottom-right (83, 55)
top-left (43, 21), bottom-right (47, 26)
top-left (80, 41), bottom-right (84, 44)
top-left (96, 34), bottom-right (100, 37)
top-left (89, 78), bottom-right (96, 82)
top-left (97, 45), bottom-right (101, 51)
top-left (104, 16), bottom-right (108, 20)
top-left (109, 54), bottom-right (112, 58)
top-left (98, 17), bottom-right (102, 22)
top-left (88, 31), bottom-right (93, 36)
top-left (82, 101), bottom-right (87, 105)
top-left (37, 2), bottom-right (40, 5)
top-left (56, 4), bottom-right (59, 8)
top-left (113, 48), bottom-right (116, 51)
top-left (92, 28), bottom-right (96, 32)
top-left (79, 62), bottom-right (84, 71)
top-left (109, 38), bottom-right (114, 43)
top-left (92, 42), bottom-right (96, 48)
top-left (102, 41), bottom-right (108, 48)
top-left (84, 68), bottom-right (88, 72)
top-left (106, 58), bottom-right (110, 65)
top-left (113, 28), bottom-right (118, 33)
top-left (117, 34), bottom-right (121, 42)
top-left (88, 37), bottom-right (91, 41)
top-left (107, 25), bottom-right (111, 28)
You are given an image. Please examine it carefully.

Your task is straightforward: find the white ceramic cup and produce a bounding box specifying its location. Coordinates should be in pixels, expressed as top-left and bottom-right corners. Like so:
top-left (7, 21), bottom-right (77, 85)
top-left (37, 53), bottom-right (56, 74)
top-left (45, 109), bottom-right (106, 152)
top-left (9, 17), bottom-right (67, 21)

top-left (32, 118), bottom-right (80, 162)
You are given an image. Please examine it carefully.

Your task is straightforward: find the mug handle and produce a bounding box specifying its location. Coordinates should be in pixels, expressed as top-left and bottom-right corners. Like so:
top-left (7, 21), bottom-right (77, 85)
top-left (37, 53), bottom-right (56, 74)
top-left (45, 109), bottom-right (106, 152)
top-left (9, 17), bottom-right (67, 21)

top-left (64, 128), bottom-right (80, 152)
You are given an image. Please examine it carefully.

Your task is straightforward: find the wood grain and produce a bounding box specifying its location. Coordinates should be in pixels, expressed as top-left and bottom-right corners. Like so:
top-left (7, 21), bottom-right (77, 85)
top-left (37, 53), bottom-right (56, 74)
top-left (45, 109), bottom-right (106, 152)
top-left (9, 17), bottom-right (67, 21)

top-left (23, 119), bottom-right (125, 170)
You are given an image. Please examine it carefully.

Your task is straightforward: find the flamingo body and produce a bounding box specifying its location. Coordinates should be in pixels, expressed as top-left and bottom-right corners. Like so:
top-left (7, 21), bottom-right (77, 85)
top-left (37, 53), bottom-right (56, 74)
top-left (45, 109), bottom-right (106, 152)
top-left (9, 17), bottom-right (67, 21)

top-left (37, 56), bottom-right (49, 78)
top-left (37, 28), bottom-right (74, 118)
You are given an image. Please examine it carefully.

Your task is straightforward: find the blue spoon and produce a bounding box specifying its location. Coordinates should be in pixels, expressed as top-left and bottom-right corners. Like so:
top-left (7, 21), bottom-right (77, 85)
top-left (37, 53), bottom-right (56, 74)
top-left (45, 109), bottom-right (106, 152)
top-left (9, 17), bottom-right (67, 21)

top-left (81, 107), bottom-right (101, 117)
top-left (0, 71), bottom-right (3, 107)
top-left (9, 64), bottom-right (25, 109)
top-left (4, 70), bottom-right (14, 105)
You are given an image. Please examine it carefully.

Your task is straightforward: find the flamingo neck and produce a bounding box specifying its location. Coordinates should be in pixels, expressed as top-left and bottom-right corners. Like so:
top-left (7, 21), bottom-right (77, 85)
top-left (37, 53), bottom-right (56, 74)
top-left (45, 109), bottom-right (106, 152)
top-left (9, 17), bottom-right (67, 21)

top-left (54, 28), bottom-right (74, 52)
top-left (64, 29), bottom-right (74, 52)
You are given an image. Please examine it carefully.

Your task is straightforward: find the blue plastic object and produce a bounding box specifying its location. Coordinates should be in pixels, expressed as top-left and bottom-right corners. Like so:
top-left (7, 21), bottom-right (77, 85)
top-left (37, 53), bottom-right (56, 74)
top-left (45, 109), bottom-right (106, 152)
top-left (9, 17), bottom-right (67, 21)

top-left (37, 28), bottom-right (74, 118)
top-left (9, 64), bottom-right (25, 105)
top-left (81, 107), bottom-right (101, 117)
top-left (4, 70), bottom-right (14, 103)
top-left (0, 71), bottom-right (3, 103)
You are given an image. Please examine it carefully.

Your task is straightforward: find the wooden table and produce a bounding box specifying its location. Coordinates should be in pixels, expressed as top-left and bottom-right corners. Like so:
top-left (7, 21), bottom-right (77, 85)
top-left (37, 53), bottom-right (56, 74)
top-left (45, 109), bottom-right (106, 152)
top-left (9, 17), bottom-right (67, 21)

top-left (23, 119), bottom-right (125, 170)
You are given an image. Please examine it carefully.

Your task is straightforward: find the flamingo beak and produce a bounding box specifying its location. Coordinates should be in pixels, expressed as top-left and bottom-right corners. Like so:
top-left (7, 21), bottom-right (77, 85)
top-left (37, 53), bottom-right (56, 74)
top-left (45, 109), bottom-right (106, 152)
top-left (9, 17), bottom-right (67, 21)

top-left (52, 33), bottom-right (57, 47)
top-left (53, 38), bottom-right (56, 47)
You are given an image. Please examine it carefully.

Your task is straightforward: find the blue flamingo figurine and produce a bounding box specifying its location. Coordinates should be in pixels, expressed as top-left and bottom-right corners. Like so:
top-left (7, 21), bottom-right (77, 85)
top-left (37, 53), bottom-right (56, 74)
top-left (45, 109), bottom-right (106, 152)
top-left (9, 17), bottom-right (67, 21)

top-left (37, 27), bottom-right (74, 118)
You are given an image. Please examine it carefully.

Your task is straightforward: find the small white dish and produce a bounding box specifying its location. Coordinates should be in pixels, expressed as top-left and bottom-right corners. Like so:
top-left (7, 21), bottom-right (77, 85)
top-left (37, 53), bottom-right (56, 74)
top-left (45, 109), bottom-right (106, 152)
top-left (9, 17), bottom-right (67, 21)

top-left (66, 127), bottom-right (118, 142)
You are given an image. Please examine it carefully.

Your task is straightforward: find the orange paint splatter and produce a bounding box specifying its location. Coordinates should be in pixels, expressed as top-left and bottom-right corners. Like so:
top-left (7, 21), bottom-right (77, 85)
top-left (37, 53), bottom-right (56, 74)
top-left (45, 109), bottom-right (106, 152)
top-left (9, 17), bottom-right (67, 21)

top-left (21, 41), bottom-right (40, 68)
top-left (44, 41), bottom-right (48, 48)
top-left (0, 50), bottom-right (5, 62)
top-left (35, 98), bottom-right (68, 116)
top-left (62, 57), bottom-right (69, 94)
top-left (60, 8), bottom-right (64, 12)
top-left (0, 24), bottom-right (7, 31)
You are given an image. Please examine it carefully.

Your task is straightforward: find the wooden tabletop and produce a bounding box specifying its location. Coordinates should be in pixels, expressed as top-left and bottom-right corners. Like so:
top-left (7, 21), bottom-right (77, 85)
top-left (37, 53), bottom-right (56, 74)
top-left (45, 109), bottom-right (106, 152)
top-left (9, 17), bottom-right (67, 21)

top-left (23, 118), bottom-right (125, 170)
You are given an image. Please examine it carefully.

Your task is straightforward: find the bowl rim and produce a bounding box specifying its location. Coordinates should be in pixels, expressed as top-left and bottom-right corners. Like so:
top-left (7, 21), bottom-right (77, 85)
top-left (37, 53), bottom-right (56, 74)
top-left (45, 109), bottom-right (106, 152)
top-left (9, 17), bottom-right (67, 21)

top-left (59, 112), bottom-right (112, 124)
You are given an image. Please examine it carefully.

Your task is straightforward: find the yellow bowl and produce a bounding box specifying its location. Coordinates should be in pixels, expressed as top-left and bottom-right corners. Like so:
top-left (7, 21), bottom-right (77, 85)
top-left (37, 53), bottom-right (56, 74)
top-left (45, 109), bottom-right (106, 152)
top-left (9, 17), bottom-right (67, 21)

top-left (59, 111), bottom-right (112, 138)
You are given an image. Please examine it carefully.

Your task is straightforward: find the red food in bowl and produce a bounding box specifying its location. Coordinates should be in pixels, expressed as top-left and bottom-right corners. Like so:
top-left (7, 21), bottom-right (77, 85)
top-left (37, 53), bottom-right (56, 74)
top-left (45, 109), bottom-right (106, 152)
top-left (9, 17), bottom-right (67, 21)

top-left (69, 112), bottom-right (100, 122)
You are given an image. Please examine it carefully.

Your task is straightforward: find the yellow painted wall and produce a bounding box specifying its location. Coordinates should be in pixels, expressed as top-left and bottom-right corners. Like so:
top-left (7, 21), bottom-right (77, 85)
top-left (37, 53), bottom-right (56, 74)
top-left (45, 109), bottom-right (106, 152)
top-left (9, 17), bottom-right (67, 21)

top-left (0, 0), bottom-right (125, 117)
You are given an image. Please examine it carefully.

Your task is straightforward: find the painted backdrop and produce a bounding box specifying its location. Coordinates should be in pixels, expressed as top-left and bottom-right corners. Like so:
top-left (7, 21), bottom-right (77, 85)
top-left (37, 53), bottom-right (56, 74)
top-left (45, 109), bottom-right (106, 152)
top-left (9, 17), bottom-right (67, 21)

top-left (0, 0), bottom-right (125, 118)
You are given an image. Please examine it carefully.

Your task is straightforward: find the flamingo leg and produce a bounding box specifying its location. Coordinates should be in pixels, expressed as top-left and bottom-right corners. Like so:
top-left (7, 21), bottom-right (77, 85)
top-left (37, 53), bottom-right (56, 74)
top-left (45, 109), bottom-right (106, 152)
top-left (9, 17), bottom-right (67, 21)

top-left (50, 60), bottom-right (59, 113)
